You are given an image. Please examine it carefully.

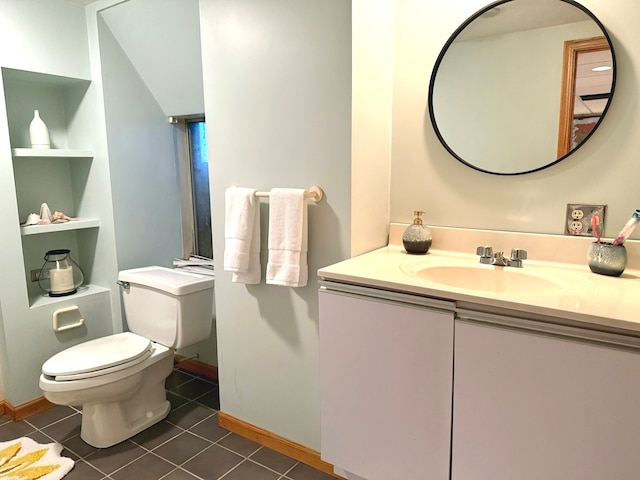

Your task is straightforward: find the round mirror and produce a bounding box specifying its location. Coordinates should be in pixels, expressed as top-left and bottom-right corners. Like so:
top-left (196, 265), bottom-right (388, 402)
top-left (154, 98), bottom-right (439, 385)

top-left (428, 0), bottom-right (616, 175)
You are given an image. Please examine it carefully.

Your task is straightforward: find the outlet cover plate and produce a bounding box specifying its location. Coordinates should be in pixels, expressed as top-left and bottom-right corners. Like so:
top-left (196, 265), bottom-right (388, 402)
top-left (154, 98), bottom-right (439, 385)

top-left (565, 204), bottom-right (606, 236)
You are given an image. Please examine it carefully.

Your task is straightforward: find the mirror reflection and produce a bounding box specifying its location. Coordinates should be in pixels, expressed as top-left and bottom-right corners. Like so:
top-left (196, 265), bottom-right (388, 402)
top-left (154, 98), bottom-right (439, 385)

top-left (557, 36), bottom-right (613, 157)
top-left (428, 0), bottom-right (616, 175)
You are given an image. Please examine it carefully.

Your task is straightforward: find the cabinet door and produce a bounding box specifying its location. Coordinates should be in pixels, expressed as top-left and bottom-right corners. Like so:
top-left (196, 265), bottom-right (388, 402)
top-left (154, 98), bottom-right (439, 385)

top-left (319, 290), bottom-right (453, 480)
top-left (453, 318), bottom-right (640, 480)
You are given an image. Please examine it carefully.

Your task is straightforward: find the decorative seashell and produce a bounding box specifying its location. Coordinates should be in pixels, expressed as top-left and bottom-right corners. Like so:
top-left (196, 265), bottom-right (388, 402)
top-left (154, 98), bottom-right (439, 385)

top-left (52, 211), bottom-right (75, 223)
top-left (39, 203), bottom-right (52, 224)
top-left (22, 213), bottom-right (41, 226)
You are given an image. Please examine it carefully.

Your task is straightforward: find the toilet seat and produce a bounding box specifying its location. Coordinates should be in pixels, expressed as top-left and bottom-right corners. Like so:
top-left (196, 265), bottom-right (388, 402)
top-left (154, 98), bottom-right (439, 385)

top-left (42, 332), bottom-right (153, 381)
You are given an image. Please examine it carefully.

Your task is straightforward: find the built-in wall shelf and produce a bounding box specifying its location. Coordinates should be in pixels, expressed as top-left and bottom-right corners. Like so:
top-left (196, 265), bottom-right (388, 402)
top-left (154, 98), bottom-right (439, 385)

top-left (12, 148), bottom-right (94, 159)
top-left (29, 284), bottom-right (110, 310)
top-left (20, 218), bottom-right (100, 236)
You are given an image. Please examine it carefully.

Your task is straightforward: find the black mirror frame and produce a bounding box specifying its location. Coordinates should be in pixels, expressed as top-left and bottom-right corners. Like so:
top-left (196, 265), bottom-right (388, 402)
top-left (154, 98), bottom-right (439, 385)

top-left (427, 0), bottom-right (617, 176)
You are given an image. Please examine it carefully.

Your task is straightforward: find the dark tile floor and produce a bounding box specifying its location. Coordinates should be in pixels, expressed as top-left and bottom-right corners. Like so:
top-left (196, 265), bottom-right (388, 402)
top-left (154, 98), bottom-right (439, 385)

top-left (0, 368), bottom-right (335, 480)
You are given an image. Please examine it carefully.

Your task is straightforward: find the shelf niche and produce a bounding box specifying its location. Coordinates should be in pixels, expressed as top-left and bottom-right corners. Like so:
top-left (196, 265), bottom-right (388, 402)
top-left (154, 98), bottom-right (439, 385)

top-left (21, 227), bottom-right (101, 308)
top-left (2, 67), bottom-right (102, 308)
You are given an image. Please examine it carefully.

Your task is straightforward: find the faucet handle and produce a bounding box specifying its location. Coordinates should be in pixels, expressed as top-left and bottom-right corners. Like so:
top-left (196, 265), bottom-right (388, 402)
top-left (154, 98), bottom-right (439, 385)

top-left (477, 246), bottom-right (493, 264)
top-left (510, 248), bottom-right (528, 261)
top-left (509, 248), bottom-right (527, 268)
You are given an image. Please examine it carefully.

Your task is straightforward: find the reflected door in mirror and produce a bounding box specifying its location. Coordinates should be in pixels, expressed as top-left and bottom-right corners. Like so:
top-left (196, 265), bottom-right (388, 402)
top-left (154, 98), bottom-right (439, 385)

top-left (557, 36), bottom-right (613, 157)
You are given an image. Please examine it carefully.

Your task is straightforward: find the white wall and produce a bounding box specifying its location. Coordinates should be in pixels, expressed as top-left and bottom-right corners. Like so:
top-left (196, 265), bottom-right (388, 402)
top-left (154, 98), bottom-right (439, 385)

top-left (392, 0), bottom-right (640, 239)
top-left (0, 309), bottom-right (5, 400)
top-left (200, 0), bottom-right (352, 450)
top-left (351, 0), bottom-right (394, 255)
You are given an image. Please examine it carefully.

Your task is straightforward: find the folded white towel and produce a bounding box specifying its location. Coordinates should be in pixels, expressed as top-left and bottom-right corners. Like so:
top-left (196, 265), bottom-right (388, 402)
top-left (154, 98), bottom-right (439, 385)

top-left (232, 200), bottom-right (261, 285)
top-left (266, 188), bottom-right (308, 287)
top-left (224, 187), bottom-right (261, 284)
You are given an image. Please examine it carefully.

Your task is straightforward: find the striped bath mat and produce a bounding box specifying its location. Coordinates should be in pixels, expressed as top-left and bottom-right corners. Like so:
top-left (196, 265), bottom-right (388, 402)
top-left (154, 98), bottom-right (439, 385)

top-left (0, 437), bottom-right (74, 479)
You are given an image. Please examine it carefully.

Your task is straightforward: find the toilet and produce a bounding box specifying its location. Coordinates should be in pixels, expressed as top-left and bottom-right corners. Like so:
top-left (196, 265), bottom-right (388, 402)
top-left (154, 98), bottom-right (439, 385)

top-left (39, 266), bottom-right (214, 448)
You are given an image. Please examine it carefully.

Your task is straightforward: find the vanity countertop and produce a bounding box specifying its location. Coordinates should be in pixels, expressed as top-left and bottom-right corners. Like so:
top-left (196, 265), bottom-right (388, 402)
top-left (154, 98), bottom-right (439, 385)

top-left (318, 224), bottom-right (640, 334)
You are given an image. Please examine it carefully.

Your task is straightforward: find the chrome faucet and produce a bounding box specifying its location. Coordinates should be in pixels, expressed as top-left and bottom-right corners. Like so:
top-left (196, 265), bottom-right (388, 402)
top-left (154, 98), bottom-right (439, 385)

top-left (476, 246), bottom-right (527, 268)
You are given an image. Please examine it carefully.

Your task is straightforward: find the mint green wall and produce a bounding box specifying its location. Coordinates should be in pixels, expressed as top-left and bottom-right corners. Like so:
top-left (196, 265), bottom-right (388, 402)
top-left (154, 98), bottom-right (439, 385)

top-left (0, 0), bottom-right (120, 405)
top-left (98, 15), bottom-right (183, 271)
top-left (99, 0), bottom-right (204, 116)
top-left (200, 0), bottom-right (352, 450)
top-left (97, 6), bottom-right (218, 367)
top-left (0, 1), bottom-right (90, 79)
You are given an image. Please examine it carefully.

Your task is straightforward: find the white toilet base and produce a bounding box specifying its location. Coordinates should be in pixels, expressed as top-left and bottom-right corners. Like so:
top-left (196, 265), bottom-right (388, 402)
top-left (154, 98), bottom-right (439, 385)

top-left (81, 398), bottom-right (170, 448)
top-left (79, 353), bottom-right (174, 448)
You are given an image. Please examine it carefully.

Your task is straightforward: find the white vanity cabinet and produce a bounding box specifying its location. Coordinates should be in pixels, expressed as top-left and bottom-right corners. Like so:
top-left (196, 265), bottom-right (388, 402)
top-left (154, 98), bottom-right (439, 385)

top-left (319, 284), bottom-right (454, 480)
top-left (452, 315), bottom-right (640, 480)
top-left (318, 226), bottom-right (640, 479)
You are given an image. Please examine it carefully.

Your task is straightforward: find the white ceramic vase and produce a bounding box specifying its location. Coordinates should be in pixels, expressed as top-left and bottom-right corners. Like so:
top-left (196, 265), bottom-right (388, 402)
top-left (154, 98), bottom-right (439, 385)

top-left (29, 109), bottom-right (50, 149)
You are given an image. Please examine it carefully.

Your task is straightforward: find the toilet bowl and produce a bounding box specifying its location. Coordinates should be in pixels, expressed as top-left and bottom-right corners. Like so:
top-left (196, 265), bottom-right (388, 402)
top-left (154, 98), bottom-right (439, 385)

top-left (40, 332), bottom-right (173, 447)
top-left (39, 266), bottom-right (214, 448)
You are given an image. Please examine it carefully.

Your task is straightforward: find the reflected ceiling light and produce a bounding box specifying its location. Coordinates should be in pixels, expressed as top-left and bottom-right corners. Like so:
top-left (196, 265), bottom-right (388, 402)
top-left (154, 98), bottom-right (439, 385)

top-left (592, 65), bottom-right (612, 72)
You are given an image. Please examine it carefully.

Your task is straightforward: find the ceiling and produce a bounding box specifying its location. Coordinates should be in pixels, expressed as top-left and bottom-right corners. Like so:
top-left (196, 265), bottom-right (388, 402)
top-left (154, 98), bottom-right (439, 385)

top-left (574, 49), bottom-right (614, 116)
top-left (457, 0), bottom-right (588, 41)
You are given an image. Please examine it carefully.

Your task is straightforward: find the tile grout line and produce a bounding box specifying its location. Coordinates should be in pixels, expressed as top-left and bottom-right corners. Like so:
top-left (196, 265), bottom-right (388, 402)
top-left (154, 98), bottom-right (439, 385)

top-left (215, 458), bottom-right (251, 480)
top-left (23, 410), bottom-right (79, 431)
top-left (93, 411), bottom-right (223, 479)
top-left (110, 448), bottom-right (189, 478)
top-left (1, 371), bottom-right (331, 480)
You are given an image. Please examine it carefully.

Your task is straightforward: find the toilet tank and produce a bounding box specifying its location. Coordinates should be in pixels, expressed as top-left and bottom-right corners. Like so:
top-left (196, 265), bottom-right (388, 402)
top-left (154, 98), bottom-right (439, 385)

top-left (118, 266), bottom-right (214, 349)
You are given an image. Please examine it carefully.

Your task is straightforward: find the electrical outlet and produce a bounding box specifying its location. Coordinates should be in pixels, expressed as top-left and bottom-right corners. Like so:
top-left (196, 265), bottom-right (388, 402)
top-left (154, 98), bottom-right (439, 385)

top-left (569, 221), bottom-right (583, 233)
top-left (565, 204), bottom-right (606, 236)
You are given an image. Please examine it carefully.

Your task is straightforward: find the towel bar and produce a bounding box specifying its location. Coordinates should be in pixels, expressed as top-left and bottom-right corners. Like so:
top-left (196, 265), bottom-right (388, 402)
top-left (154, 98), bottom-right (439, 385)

top-left (254, 186), bottom-right (323, 203)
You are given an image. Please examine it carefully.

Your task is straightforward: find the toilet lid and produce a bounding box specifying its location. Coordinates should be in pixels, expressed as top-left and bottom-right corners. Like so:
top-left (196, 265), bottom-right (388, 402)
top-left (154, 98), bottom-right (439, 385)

top-left (42, 332), bottom-right (153, 381)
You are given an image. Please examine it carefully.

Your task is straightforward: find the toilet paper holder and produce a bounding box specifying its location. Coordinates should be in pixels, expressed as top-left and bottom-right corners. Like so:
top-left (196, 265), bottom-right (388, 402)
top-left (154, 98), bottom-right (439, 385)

top-left (52, 305), bottom-right (84, 332)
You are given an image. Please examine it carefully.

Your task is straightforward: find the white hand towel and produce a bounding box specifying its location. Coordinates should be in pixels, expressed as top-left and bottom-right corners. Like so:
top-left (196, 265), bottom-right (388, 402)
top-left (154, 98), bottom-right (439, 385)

top-left (266, 188), bottom-right (308, 287)
top-left (233, 201), bottom-right (261, 285)
top-left (224, 187), bottom-right (261, 284)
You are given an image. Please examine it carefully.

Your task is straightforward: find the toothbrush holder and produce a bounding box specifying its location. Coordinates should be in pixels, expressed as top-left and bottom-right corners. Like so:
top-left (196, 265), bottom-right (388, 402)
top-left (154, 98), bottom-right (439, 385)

top-left (587, 242), bottom-right (627, 277)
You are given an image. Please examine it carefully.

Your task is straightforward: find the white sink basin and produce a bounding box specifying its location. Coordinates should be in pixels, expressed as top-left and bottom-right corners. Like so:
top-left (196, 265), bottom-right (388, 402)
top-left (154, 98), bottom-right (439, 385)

top-left (406, 264), bottom-right (566, 295)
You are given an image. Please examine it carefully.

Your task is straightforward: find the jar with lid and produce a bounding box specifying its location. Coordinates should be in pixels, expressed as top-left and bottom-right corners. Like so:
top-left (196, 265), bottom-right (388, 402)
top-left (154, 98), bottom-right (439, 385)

top-left (38, 249), bottom-right (84, 297)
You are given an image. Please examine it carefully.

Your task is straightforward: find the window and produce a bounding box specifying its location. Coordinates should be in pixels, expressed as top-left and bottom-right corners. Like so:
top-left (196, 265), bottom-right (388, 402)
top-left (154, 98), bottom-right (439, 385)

top-left (187, 120), bottom-right (212, 259)
top-left (174, 117), bottom-right (213, 260)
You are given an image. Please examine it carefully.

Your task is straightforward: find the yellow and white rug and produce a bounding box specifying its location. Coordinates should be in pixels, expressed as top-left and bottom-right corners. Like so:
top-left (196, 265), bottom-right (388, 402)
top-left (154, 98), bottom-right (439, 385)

top-left (0, 437), bottom-right (74, 480)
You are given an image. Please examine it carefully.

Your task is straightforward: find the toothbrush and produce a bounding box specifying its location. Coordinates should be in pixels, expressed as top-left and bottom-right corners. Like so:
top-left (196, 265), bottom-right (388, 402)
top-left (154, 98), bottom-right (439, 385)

top-left (591, 214), bottom-right (601, 244)
top-left (613, 209), bottom-right (640, 245)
